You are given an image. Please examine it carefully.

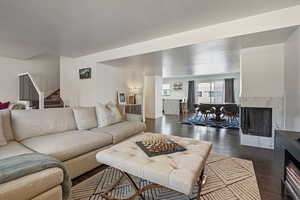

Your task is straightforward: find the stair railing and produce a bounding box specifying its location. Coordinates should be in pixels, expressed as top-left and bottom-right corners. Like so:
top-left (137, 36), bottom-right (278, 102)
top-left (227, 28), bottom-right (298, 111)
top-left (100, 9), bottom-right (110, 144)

top-left (18, 72), bottom-right (44, 109)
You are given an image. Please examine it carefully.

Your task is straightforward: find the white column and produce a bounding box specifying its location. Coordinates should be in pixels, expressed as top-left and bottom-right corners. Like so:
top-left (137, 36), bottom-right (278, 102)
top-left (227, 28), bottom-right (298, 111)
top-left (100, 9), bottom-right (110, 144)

top-left (144, 76), bottom-right (163, 119)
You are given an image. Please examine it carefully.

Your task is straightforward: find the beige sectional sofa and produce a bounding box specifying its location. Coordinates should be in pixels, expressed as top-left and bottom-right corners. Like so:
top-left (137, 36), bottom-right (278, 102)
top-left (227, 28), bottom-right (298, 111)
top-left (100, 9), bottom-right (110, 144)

top-left (0, 107), bottom-right (146, 200)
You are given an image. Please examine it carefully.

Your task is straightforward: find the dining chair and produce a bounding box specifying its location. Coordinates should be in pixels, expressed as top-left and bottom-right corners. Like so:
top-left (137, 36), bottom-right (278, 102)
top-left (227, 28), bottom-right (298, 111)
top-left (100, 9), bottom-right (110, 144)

top-left (222, 104), bottom-right (239, 122)
top-left (198, 104), bottom-right (214, 120)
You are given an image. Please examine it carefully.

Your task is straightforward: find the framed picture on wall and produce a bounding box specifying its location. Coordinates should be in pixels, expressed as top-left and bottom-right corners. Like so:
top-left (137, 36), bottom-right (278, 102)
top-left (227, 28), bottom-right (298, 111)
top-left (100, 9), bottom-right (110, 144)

top-left (79, 68), bottom-right (91, 79)
top-left (173, 82), bottom-right (183, 90)
top-left (118, 92), bottom-right (126, 104)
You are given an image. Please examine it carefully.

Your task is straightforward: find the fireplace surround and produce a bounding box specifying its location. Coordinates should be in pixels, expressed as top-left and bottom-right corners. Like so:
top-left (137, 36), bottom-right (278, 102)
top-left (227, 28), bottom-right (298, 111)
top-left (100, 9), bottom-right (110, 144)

top-left (239, 97), bottom-right (284, 149)
top-left (240, 107), bottom-right (272, 137)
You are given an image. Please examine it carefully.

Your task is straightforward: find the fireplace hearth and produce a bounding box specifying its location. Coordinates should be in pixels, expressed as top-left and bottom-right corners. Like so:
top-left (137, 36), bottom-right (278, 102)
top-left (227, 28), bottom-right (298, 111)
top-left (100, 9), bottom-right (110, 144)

top-left (241, 107), bottom-right (272, 137)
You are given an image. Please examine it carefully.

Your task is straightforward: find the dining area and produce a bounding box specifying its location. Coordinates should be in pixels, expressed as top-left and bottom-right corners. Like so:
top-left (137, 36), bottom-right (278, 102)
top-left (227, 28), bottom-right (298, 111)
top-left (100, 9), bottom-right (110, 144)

top-left (182, 103), bottom-right (240, 129)
top-left (195, 103), bottom-right (239, 122)
top-left (163, 75), bottom-right (240, 129)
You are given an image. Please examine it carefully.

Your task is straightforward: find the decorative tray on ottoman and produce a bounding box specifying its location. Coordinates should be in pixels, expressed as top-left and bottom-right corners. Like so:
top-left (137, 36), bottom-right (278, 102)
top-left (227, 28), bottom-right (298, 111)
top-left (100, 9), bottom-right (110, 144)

top-left (136, 135), bottom-right (186, 157)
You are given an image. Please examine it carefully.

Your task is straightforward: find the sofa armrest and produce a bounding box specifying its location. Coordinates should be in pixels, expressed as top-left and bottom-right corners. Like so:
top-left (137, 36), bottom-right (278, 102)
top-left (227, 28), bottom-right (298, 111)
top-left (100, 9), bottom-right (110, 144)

top-left (0, 167), bottom-right (64, 200)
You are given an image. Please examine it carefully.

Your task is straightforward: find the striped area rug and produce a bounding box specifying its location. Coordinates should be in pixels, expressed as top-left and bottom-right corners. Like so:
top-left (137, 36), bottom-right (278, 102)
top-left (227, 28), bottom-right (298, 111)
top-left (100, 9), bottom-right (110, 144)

top-left (71, 154), bottom-right (261, 200)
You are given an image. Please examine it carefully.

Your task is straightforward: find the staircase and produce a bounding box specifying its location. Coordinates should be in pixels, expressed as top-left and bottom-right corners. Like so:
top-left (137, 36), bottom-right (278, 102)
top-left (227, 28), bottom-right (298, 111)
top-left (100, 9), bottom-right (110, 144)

top-left (19, 73), bottom-right (64, 109)
top-left (19, 73), bottom-right (44, 109)
top-left (44, 89), bottom-right (64, 108)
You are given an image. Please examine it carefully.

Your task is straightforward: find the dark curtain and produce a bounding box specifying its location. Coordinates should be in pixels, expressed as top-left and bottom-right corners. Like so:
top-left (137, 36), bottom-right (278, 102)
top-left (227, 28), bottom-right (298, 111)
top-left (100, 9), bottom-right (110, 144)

top-left (240, 107), bottom-right (249, 134)
top-left (225, 78), bottom-right (235, 103)
top-left (187, 80), bottom-right (195, 113)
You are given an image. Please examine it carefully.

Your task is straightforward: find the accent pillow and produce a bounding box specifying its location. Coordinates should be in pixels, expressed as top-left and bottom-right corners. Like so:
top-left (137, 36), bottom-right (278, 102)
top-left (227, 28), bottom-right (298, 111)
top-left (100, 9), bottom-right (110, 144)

top-left (106, 102), bottom-right (123, 124)
top-left (0, 115), bottom-right (8, 146)
top-left (96, 103), bottom-right (114, 127)
top-left (0, 102), bottom-right (10, 110)
top-left (73, 107), bottom-right (98, 130)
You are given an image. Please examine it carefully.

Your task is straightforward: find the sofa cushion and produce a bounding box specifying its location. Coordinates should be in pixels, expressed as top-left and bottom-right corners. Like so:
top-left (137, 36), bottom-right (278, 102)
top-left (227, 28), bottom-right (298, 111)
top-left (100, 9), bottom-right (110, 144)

top-left (11, 108), bottom-right (77, 141)
top-left (95, 102), bottom-right (115, 127)
top-left (106, 102), bottom-right (123, 124)
top-left (0, 115), bottom-right (7, 146)
top-left (21, 130), bottom-right (113, 161)
top-left (64, 147), bottom-right (111, 179)
top-left (0, 168), bottom-right (63, 200)
top-left (0, 101), bottom-right (10, 110)
top-left (0, 141), bottom-right (33, 160)
top-left (0, 109), bottom-right (14, 141)
top-left (73, 107), bottom-right (97, 130)
top-left (91, 121), bottom-right (146, 144)
top-left (32, 185), bottom-right (62, 200)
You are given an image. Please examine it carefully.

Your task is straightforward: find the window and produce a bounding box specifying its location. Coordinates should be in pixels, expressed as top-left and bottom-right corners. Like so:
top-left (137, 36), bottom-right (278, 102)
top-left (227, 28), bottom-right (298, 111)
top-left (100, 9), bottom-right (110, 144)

top-left (210, 81), bottom-right (224, 103)
top-left (162, 84), bottom-right (171, 96)
top-left (197, 83), bottom-right (211, 103)
top-left (196, 81), bottom-right (224, 103)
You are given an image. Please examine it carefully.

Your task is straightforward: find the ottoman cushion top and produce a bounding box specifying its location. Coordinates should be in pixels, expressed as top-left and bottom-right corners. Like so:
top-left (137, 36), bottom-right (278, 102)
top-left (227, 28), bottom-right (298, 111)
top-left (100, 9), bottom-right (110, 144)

top-left (96, 132), bottom-right (212, 195)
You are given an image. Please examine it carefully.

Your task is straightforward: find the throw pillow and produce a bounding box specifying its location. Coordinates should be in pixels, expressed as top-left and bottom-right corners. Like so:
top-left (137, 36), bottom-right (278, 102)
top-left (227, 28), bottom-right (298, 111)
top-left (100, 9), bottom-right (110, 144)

top-left (106, 102), bottom-right (123, 124)
top-left (0, 115), bottom-right (8, 146)
top-left (96, 102), bottom-right (114, 127)
top-left (0, 102), bottom-right (10, 110)
top-left (73, 107), bottom-right (98, 130)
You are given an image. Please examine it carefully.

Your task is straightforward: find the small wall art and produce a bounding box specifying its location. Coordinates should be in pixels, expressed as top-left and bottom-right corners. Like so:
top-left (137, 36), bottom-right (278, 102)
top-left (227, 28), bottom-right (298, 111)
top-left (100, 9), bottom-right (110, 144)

top-left (79, 68), bottom-right (91, 79)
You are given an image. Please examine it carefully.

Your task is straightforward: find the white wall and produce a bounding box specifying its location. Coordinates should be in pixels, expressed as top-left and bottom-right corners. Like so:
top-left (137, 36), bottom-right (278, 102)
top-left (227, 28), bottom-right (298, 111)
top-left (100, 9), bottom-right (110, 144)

top-left (60, 56), bottom-right (100, 106)
top-left (95, 63), bottom-right (127, 104)
top-left (60, 56), bottom-right (164, 121)
top-left (0, 54), bottom-right (60, 102)
top-left (240, 44), bottom-right (285, 98)
top-left (122, 65), bottom-right (145, 91)
top-left (144, 76), bottom-right (163, 119)
top-left (284, 28), bottom-right (300, 131)
top-left (59, 5), bottom-right (300, 114)
top-left (60, 56), bottom-right (128, 106)
top-left (58, 5), bottom-right (300, 119)
top-left (163, 73), bottom-right (240, 103)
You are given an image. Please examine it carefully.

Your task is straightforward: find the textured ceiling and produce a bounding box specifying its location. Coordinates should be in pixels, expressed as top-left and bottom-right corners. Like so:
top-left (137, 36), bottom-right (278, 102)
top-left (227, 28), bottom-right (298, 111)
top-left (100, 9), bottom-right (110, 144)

top-left (0, 0), bottom-right (300, 59)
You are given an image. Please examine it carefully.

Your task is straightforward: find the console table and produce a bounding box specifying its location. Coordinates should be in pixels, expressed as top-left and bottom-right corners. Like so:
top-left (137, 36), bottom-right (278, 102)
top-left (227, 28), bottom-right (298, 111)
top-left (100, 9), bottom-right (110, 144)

top-left (274, 130), bottom-right (300, 198)
top-left (118, 104), bottom-right (144, 122)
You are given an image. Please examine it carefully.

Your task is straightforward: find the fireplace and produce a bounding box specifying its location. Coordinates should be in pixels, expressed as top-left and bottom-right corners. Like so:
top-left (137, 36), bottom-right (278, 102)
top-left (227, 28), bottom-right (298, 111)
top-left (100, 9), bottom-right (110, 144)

top-left (239, 97), bottom-right (283, 149)
top-left (240, 107), bottom-right (272, 137)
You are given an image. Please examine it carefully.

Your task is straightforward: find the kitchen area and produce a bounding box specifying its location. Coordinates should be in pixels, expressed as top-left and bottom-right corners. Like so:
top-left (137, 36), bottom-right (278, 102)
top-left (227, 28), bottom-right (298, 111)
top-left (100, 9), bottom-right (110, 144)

top-left (162, 73), bottom-right (240, 116)
top-left (162, 80), bottom-right (187, 115)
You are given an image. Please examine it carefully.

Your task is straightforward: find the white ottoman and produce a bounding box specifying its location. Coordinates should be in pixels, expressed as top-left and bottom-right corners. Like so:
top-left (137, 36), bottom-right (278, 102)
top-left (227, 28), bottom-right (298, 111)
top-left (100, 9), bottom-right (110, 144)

top-left (96, 132), bottom-right (212, 199)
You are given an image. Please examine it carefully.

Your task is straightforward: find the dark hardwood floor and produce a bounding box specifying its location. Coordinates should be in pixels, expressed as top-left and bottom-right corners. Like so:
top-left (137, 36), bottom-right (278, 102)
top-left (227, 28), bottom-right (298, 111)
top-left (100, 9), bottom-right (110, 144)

top-left (73, 114), bottom-right (282, 200)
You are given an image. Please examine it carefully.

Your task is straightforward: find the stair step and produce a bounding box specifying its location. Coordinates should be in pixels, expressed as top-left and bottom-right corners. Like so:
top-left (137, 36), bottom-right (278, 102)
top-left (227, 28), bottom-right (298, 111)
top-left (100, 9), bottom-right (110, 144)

top-left (47, 94), bottom-right (60, 98)
top-left (45, 104), bottom-right (64, 108)
top-left (45, 101), bottom-right (61, 105)
top-left (45, 98), bottom-right (61, 102)
top-left (44, 89), bottom-right (64, 108)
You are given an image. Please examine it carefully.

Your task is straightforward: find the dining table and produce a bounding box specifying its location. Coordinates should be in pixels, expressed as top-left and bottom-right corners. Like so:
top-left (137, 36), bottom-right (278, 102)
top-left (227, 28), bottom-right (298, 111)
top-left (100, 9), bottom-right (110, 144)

top-left (195, 103), bottom-right (236, 122)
